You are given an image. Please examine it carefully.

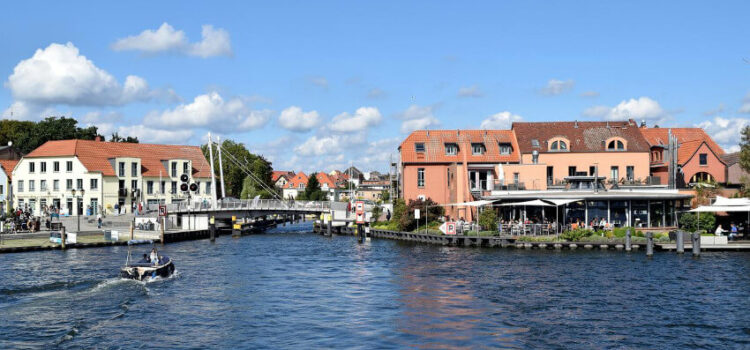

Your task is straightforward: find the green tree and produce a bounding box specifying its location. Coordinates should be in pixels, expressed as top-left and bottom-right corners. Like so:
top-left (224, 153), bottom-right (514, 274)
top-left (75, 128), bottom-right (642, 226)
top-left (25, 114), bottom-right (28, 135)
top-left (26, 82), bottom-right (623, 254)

top-left (478, 208), bottom-right (498, 231)
top-left (300, 173), bottom-right (326, 201)
top-left (398, 198), bottom-right (444, 231)
top-left (392, 198), bottom-right (406, 223)
top-left (110, 132), bottom-right (139, 143)
top-left (679, 212), bottom-right (716, 233)
top-left (740, 125), bottom-right (750, 172)
top-left (202, 139), bottom-right (275, 198)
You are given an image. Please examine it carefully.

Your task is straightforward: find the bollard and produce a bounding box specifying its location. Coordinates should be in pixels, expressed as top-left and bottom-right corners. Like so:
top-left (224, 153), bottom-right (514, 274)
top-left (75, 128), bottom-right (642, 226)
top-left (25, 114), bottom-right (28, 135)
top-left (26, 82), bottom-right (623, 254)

top-left (692, 232), bottom-right (701, 257)
top-left (675, 230), bottom-right (684, 254)
top-left (61, 226), bottom-right (66, 250)
top-left (327, 220), bottom-right (332, 236)
top-left (130, 221), bottom-right (134, 241)
top-left (160, 217), bottom-right (165, 245)
top-left (356, 224), bottom-right (364, 243)
top-left (625, 229), bottom-right (632, 252)
top-left (646, 232), bottom-right (654, 257)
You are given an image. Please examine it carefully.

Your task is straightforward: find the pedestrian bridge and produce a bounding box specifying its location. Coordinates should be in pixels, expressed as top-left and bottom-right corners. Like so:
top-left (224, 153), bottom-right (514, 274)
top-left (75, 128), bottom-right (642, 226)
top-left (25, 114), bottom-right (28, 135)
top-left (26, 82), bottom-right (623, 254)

top-left (167, 199), bottom-right (333, 220)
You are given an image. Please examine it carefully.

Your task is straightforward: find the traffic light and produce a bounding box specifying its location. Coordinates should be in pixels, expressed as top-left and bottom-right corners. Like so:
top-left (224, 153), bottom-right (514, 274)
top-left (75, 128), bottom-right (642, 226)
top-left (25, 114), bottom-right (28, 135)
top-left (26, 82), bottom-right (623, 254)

top-left (180, 173), bottom-right (189, 192)
top-left (189, 183), bottom-right (198, 192)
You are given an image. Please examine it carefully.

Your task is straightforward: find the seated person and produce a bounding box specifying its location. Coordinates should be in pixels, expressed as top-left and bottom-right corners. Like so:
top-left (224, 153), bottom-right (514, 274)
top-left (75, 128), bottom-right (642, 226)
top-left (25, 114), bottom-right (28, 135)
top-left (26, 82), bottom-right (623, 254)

top-left (729, 223), bottom-right (739, 241)
top-left (715, 224), bottom-right (726, 236)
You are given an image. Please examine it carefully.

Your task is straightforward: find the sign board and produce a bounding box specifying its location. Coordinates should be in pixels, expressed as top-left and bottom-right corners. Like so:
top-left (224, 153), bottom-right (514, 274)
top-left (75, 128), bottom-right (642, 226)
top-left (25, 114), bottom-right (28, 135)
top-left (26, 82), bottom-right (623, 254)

top-left (158, 205), bottom-right (167, 217)
top-left (355, 201), bottom-right (365, 215)
top-left (439, 222), bottom-right (446, 234)
top-left (356, 213), bottom-right (365, 224)
top-left (446, 222), bottom-right (457, 235)
top-left (414, 209), bottom-right (420, 219)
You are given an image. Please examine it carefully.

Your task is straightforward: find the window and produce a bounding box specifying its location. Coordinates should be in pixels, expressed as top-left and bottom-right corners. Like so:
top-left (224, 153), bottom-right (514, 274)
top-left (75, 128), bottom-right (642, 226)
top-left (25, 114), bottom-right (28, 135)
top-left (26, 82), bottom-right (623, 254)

top-left (131, 162), bottom-right (138, 177)
top-left (444, 143), bottom-right (458, 155)
top-left (589, 166), bottom-right (596, 176)
top-left (131, 180), bottom-right (138, 190)
top-left (607, 140), bottom-right (625, 150)
top-left (417, 168), bottom-right (425, 187)
top-left (699, 153), bottom-right (707, 165)
top-left (0, 185), bottom-right (3, 195)
top-left (626, 166), bottom-right (635, 181)
top-left (118, 162), bottom-right (125, 177)
top-left (610, 166), bottom-right (619, 182)
top-left (498, 143), bottom-right (512, 155)
top-left (90, 179), bottom-right (98, 190)
top-left (206, 182), bottom-right (211, 194)
top-left (471, 143), bottom-right (486, 155)
top-left (568, 166), bottom-right (577, 176)
top-left (171, 181), bottom-right (177, 194)
top-left (160, 181), bottom-right (166, 194)
top-left (53, 180), bottom-right (59, 191)
top-left (513, 172), bottom-right (520, 184)
top-left (171, 162), bottom-right (177, 177)
top-left (54, 161), bottom-right (60, 172)
top-left (550, 139), bottom-right (568, 151)
top-left (40, 180), bottom-right (47, 191)
top-left (40, 162), bottom-right (47, 173)
top-left (531, 139), bottom-right (540, 147)
top-left (415, 143), bottom-right (425, 153)
top-left (447, 168), bottom-right (451, 186)
top-left (66, 179), bottom-right (73, 190)
top-left (147, 181), bottom-right (154, 194)
top-left (119, 180), bottom-right (125, 190)
top-left (29, 162), bottom-right (35, 173)
top-left (29, 180), bottom-right (35, 192)
top-left (183, 162), bottom-right (189, 174)
top-left (17, 180), bottom-right (23, 192)
top-left (76, 179), bottom-right (83, 190)
top-left (66, 161), bottom-right (73, 172)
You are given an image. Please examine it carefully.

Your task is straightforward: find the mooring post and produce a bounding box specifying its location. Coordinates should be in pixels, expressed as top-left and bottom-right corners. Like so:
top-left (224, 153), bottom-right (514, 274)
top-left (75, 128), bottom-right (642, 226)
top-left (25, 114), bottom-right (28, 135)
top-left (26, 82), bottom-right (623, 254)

top-left (625, 228), bottom-right (632, 252)
top-left (327, 218), bottom-right (332, 236)
top-left (130, 221), bottom-right (134, 241)
top-left (676, 230), bottom-right (684, 254)
top-left (209, 216), bottom-right (216, 242)
top-left (646, 232), bottom-right (654, 257)
top-left (61, 226), bottom-right (66, 250)
top-left (160, 216), bottom-right (165, 245)
top-left (692, 232), bottom-right (701, 257)
top-left (357, 224), bottom-right (364, 243)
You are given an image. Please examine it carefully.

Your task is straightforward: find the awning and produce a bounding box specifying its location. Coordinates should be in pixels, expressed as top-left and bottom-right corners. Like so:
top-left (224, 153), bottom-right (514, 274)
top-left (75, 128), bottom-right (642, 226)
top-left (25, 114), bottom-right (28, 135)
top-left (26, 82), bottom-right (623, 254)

top-left (545, 199), bottom-right (582, 206)
top-left (689, 205), bottom-right (750, 213)
top-left (712, 196), bottom-right (750, 206)
top-left (497, 199), bottom-right (554, 207)
top-left (440, 200), bottom-right (496, 207)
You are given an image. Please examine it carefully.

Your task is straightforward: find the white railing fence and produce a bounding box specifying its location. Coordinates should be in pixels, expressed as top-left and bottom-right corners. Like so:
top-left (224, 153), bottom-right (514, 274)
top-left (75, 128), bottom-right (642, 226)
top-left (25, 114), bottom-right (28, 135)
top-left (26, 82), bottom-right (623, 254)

top-left (166, 199), bottom-right (332, 213)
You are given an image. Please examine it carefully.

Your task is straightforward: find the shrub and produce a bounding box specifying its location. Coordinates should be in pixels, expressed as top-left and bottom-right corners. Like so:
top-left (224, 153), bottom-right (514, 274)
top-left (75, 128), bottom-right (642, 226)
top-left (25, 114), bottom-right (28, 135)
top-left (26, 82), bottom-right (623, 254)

top-left (612, 226), bottom-right (637, 238)
top-left (398, 198), bottom-right (445, 231)
top-left (478, 208), bottom-right (498, 231)
top-left (561, 228), bottom-right (595, 241)
top-left (679, 212), bottom-right (716, 233)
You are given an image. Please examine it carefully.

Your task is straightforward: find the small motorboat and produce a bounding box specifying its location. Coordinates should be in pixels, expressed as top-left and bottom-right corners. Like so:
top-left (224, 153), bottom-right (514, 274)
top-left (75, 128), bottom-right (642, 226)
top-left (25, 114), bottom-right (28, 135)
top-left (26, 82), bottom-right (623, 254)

top-left (120, 240), bottom-right (175, 281)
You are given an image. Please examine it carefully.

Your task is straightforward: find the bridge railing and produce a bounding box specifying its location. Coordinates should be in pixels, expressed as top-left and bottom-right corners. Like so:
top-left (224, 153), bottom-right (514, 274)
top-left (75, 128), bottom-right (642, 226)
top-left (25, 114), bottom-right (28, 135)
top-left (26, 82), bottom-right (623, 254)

top-left (167, 199), bottom-right (332, 213)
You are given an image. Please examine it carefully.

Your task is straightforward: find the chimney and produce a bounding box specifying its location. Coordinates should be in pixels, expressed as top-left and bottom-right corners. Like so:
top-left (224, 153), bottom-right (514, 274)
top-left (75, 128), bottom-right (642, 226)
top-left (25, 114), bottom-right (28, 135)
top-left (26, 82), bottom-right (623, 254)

top-left (640, 119), bottom-right (646, 128)
top-left (606, 121), bottom-right (610, 128)
top-left (95, 136), bottom-right (102, 142)
top-left (426, 130), bottom-right (429, 137)
top-left (574, 120), bottom-right (579, 128)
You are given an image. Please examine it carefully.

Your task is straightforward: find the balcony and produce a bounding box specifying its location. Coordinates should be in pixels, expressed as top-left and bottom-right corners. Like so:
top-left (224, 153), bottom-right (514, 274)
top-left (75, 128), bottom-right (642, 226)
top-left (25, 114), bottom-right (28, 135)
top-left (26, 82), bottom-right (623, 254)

top-left (493, 182), bottom-right (527, 191)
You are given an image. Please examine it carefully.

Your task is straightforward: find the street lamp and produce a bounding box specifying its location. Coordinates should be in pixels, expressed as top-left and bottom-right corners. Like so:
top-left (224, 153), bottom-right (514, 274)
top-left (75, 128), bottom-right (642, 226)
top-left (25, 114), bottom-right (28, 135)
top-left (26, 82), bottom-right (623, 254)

top-left (71, 188), bottom-right (85, 232)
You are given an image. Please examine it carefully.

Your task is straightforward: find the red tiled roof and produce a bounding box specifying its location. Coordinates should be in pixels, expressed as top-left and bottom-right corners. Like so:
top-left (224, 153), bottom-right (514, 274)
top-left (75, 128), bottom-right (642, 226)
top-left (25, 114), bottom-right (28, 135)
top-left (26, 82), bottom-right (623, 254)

top-left (284, 172), bottom-right (308, 189)
top-left (0, 159), bottom-right (19, 180)
top-left (25, 140), bottom-right (212, 178)
top-left (272, 171), bottom-right (294, 182)
top-left (315, 172), bottom-right (336, 188)
top-left (512, 121), bottom-right (650, 153)
top-left (640, 127), bottom-right (725, 165)
top-left (399, 130), bottom-right (520, 163)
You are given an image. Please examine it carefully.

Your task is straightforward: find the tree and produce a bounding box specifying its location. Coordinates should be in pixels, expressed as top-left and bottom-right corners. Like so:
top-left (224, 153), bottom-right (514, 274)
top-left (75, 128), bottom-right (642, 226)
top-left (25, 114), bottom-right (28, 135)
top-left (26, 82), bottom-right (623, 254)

top-left (110, 132), bottom-right (139, 143)
top-left (693, 180), bottom-right (721, 206)
top-left (398, 198), bottom-right (444, 231)
top-left (679, 212), bottom-right (716, 233)
top-left (740, 125), bottom-right (750, 172)
top-left (202, 139), bottom-right (275, 199)
top-left (300, 173), bottom-right (327, 201)
top-left (478, 208), bottom-right (498, 231)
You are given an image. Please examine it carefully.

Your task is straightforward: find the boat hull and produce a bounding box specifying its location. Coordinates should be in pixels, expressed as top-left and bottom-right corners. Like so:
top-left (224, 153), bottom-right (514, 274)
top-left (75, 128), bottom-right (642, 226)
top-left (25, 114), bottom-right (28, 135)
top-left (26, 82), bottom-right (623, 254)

top-left (120, 260), bottom-right (175, 281)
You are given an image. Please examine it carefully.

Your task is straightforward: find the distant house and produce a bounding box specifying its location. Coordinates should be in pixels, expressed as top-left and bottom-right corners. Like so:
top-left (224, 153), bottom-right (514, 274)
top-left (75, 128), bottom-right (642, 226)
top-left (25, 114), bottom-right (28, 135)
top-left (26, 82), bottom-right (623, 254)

top-left (0, 144), bottom-right (25, 160)
top-left (0, 159), bottom-right (18, 214)
top-left (272, 171), bottom-right (295, 188)
top-left (344, 166), bottom-right (363, 186)
top-left (721, 152), bottom-right (749, 188)
top-left (282, 172), bottom-right (308, 199)
top-left (354, 179), bottom-right (390, 202)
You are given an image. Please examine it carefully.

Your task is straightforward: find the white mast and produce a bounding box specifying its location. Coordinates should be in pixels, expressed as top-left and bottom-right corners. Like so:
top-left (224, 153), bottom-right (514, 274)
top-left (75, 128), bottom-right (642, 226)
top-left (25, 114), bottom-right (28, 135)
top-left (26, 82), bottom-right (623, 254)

top-left (207, 133), bottom-right (218, 209)
top-left (217, 136), bottom-right (227, 199)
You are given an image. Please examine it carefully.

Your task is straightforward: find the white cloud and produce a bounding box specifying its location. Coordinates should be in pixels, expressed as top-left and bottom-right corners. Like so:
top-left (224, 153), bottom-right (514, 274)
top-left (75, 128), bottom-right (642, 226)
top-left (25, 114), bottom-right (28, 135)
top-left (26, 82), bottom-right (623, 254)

top-left (112, 23), bottom-right (232, 57)
top-left (116, 124), bottom-right (194, 144)
top-left (6, 42), bottom-right (151, 106)
top-left (480, 111), bottom-right (523, 130)
top-left (703, 103), bottom-right (725, 116)
top-left (457, 85), bottom-right (483, 98)
top-left (580, 91), bottom-right (600, 98)
top-left (294, 135), bottom-right (346, 156)
top-left (278, 106), bottom-right (320, 132)
top-left (583, 97), bottom-right (668, 122)
top-left (328, 107), bottom-right (382, 133)
top-left (81, 111), bottom-right (123, 124)
top-left (739, 93), bottom-right (750, 114)
top-left (696, 117), bottom-right (749, 153)
top-left (397, 104), bottom-right (440, 134)
top-left (148, 92), bottom-right (271, 132)
top-left (539, 79), bottom-right (575, 96)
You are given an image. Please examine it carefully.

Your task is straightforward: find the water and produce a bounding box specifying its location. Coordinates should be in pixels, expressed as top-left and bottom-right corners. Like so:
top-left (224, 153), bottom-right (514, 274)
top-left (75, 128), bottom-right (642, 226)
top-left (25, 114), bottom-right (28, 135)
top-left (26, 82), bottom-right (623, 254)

top-left (1, 223), bottom-right (748, 349)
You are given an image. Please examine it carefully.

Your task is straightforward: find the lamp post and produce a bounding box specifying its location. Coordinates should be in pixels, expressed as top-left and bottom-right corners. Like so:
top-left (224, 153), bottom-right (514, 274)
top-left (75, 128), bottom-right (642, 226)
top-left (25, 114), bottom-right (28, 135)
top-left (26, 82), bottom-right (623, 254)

top-left (71, 188), bottom-right (85, 232)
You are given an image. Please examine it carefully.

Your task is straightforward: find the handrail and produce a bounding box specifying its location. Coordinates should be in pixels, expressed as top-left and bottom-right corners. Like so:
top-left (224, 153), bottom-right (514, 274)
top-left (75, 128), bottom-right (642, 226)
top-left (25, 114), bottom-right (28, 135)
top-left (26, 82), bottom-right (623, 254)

top-left (167, 199), bottom-right (332, 213)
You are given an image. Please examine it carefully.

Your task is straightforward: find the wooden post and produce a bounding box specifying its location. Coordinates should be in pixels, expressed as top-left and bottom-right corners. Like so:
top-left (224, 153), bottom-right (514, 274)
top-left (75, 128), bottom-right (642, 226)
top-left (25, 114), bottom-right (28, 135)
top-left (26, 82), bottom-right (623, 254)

top-left (625, 228), bottom-right (632, 252)
top-left (692, 232), bottom-right (701, 257)
top-left (129, 221), bottom-right (134, 241)
top-left (160, 216), bottom-right (165, 245)
top-left (61, 226), bottom-right (66, 250)
top-left (327, 218), bottom-right (332, 236)
top-left (646, 232), bottom-right (654, 257)
top-left (676, 230), bottom-right (684, 254)
top-left (209, 216), bottom-right (216, 242)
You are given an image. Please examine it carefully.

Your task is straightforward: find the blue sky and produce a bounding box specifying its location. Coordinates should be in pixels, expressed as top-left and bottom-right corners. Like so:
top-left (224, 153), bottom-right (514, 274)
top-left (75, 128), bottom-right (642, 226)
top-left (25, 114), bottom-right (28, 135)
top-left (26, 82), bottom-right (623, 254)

top-left (2, 1), bottom-right (749, 172)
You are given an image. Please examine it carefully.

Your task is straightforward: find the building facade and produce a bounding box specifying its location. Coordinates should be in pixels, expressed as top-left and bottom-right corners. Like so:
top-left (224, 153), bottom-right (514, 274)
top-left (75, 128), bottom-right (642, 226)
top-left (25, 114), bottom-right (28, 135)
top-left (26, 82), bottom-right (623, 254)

top-left (12, 140), bottom-right (212, 216)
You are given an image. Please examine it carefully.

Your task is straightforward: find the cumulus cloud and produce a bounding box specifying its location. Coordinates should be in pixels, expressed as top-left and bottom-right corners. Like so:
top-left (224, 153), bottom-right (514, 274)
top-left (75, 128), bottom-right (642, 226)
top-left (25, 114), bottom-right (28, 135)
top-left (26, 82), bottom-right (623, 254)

top-left (294, 135), bottom-right (344, 156)
top-left (583, 97), bottom-right (668, 122)
top-left (81, 111), bottom-right (123, 124)
top-left (328, 107), bottom-right (382, 133)
top-left (696, 117), bottom-right (749, 153)
top-left (117, 124), bottom-right (194, 144)
top-left (457, 85), bottom-right (483, 98)
top-left (539, 79), bottom-right (575, 96)
top-left (112, 23), bottom-right (232, 57)
top-left (397, 104), bottom-right (440, 134)
top-left (480, 111), bottom-right (523, 130)
top-left (278, 106), bottom-right (320, 132)
top-left (6, 42), bottom-right (152, 106)
top-left (147, 92), bottom-right (271, 132)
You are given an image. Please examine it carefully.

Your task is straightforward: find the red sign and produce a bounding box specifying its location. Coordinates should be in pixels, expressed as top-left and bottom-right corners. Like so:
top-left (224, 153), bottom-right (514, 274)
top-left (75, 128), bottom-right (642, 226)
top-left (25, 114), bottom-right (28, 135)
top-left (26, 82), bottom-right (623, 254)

top-left (355, 201), bottom-right (365, 215)
top-left (158, 205), bottom-right (167, 217)
top-left (446, 222), bottom-right (456, 235)
top-left (356, 213), bottom-right (366, 224)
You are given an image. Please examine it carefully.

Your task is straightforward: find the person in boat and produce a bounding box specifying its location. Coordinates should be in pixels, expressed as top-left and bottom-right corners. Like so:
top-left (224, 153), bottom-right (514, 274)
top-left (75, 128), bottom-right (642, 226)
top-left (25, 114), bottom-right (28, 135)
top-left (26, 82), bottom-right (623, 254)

top-left (150, 248), bottom-right (159, 265)
top-left (139, 253), bottom-right (150, 263)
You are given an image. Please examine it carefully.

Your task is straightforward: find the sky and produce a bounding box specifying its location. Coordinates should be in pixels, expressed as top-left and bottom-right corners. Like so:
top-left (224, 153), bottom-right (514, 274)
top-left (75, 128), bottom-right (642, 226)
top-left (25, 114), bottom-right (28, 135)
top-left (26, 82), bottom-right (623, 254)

top-left (2, 1), bottom-right (749, 173)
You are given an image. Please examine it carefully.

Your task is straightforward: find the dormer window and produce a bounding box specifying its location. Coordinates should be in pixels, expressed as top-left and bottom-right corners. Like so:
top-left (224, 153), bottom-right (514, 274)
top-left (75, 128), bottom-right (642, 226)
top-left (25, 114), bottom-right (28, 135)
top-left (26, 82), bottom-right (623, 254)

top-left (415, 143), bottom-right (425, 153)
top-left (549, 138), bottom-right (569, 152)
top-left (606, 138), bottom-right (626, 151)
top-left (444, 143), bottom-right (458, 155)
top-left (498, 143), bottom-right (513, 155)
top-left (471, 143), bottom-right (486, 155)
top-left (531, 139), bottom-right (540, 147)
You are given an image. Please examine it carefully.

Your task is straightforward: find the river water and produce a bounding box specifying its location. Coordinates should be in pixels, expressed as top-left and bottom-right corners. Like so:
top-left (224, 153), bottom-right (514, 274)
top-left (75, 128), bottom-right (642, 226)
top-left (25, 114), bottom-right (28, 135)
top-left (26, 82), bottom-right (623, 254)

top-left (1, 222), bottom-right (748, 349)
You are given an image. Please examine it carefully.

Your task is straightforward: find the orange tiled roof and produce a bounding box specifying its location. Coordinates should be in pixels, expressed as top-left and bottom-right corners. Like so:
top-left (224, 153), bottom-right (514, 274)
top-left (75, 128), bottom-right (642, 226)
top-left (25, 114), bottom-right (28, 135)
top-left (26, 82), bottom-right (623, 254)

top-left (399, 130), bottom-right (520, 163)
top-left (272, 171), bottom-right (294, 182)
top-left (284, 172), bottom-right (308, 189)
top-left (0, 159), bottom-right (19, 180)
top-left (512, 121), bottom-right (650, 153)
top-left (24, 140), bottom-right (212, 178)
top-left (315, 172), bottom-right (336, 189)
top-left (639, 127), bottom-right (725, 165)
